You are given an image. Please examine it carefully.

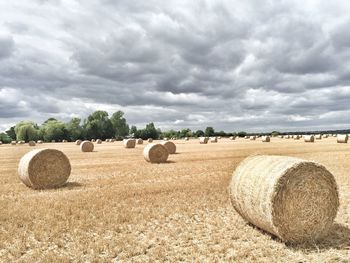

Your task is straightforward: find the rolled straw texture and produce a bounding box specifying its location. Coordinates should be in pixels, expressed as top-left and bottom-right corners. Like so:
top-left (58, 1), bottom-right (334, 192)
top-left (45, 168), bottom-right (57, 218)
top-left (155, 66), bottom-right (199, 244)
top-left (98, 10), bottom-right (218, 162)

top-left (143, 143), bottom-right (169, 163)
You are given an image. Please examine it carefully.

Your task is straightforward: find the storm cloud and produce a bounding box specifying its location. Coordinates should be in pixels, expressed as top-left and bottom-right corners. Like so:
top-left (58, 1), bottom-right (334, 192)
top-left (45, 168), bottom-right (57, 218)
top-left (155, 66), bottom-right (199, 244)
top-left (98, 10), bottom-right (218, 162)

top-left (0, 0), bottom-right (350, 132)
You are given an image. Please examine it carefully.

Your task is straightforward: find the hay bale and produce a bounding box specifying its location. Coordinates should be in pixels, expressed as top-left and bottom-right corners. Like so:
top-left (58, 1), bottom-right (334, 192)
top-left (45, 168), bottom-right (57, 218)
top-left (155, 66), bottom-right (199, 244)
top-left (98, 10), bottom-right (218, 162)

top-left (19, 141), bottom-right (25, 145)
top-left (11, 141), bottom-right (16, 145)
top-left (285, 135), bottom-right (290, 139)
top-left (250, 136), bottom-right (256, 141)
top-left (161, 141), bottom-right (176, 154)
top-left (211, 137), bottom-right (218, 143)
top-left (218, 136), bottom-right (221, 139)
top-left (229, 155), bottom-right (339, 243)
top-left (136, 138), bottom-right (143, 144)
top-left (18, 148), bottom-right (71, 189)
top-left (314, 134), bottom-right (322, 140)
top-left (75, 140), bottom-right (82, 145)
top-left (62, 140), bottom-right (67, 143)
top-left (80, 140), bottom-right (94, 152)
top-left (229, 136), bottom-right (236, 140)
top-left (124, 139), bottom-right (136, 148)
top-left (184, 137), bottom-right (189, 141)
top-left (28, 141), bottom-right (36, 146)
top-left (337, 134), bottom-right (348, 143)
top-left (91, 139), bottom-right (96, 142)
top-left (322, 134), bottom-right (328, 138)
top-left (293, 135), bottom-right (301, 140)
top-left (0, 141), bottom-right (2, 145)
top-left (163, 137), bottom-right (168, 141)
top-left (111, 139), bottom-right (116, 142)
top-left (96, 139), bottom-right (102, 144)
top-left (51, 140), bottom-right (55, 143)
top-left (147, 138), bottom-right (153, 143)
top-left (304, 135), bottom-right (314, 142)
top-left (37, 140), bottom-right (43, 144)
top-left (262, 136), bottom-right (270, 142)
top-left (143, 143), bottom-right (169, 163)
top-left (199, 137), bottom-right (209, 144)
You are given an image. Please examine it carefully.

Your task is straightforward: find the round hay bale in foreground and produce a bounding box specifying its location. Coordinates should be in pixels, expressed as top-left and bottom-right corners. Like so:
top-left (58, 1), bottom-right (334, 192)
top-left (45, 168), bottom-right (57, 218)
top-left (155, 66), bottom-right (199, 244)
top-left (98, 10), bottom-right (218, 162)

top-left (136, 138), bottom-right (143, 144)
top-left (304, 135), bottom-right (314, 143)
top-left (143, 143), bottom-right (169, 163)
top-left (161, 141), bottom-right (176, 154)
top-left (80, 140), bottom-right (94, 152)
top-left (96, 139), bottom-right (102, 144)
top-left (337, 134), bottom-right (348, 143)
top-left (18, 148), bottom-right (71, 189)
top-left (199, 137), bottom-right (209, 144)
top-left (262, 136), bottom-right (270, 142)
top-left (28, 141), bottom-right (36, 146)
top-left (124, 139), bottom-right (136, 148)
top-left (75, 140), bottom-right (82, 145)
top-left (147, 138), bottom-right (153, 143)
top-left (229, 155), bottom-right (339, 243)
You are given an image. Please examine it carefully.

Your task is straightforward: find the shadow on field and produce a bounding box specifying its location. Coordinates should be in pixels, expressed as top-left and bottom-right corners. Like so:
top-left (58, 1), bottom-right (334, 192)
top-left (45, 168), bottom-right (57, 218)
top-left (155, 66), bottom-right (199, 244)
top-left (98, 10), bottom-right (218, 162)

top-left (289, 223), bottom-right (350, 251)
top-left (64, 182), bottom-right (83, 189)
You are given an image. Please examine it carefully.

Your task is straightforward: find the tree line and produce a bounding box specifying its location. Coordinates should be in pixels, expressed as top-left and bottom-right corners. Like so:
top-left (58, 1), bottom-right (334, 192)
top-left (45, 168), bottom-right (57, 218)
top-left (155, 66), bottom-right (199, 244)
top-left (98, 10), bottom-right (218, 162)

top-left (0, 110), bottom-right (246, 143)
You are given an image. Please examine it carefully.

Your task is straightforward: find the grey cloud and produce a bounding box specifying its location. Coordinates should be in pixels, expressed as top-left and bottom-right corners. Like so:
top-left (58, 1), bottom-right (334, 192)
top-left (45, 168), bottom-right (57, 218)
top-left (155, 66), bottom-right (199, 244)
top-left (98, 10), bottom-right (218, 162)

top-left (0, 36), bottom-right (15, 60)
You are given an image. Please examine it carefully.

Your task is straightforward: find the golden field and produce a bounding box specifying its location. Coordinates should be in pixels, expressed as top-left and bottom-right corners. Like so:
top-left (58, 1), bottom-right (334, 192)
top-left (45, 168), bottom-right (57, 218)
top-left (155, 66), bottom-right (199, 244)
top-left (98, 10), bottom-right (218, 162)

top-left (0, 138), bottom-right (349, 262)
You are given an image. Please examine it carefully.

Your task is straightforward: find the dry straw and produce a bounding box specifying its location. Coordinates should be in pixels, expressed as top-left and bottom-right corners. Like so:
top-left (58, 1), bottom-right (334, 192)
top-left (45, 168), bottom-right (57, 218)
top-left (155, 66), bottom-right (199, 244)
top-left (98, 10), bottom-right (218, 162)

top-left (199, 137), bottom-right (209, 144)
top-left (315, 134), bottom-right (322, 140)
top-left (184, 137), bottom-right (189, 141)
top-left (250, 136), bottom-right (256, 141)
top-left (62, 140), bottom-right (67, 143)
top-left (322, 134), bottom-right (329, 138)
top-left (161, 141), bottom-right (176, 154)
top-left (75, 140), bottom-right (82, 145)
top-left (163, 137), bottom-right (169, 141)
top-left (229, 136), bottom-right (236, 140)
top-left (28, 141), bottom-right (36, 146)
top-left (96, 139), bottom-right (102, 144)
top-left (262, 136), bottom-right (270, 142)
top-left (80, 140), bottom-right (94, 152)
top-left (91, 139), bottom-right (96, 142)
top-left (143, 143), bottom-right (169, 163)
top-left (0, 141), bottom-right (2, 145)
top-left (337, 134), bottom-right (348, 143)
top-left (211, 137), bottom-right (218, 143)
top-left (11, 141), bottom-right (16, 145)
top-left (304, 135), bottom-right (315, 142)
top-left (18, 148), bottom-right (71, 189)
top-left (51, 140), bottom-right (55, 143)
top-left (148, 138), bottom-right (153, 143)
top-left (124, 139), bottom-right (136, 148)
top-left (293, 135), bottom-right (301, 140)
top-left (229, 155), bottom-right (339, 243)
top-left (137, 138), bottom-right (143, 144)
top-left (37, 140), bottom-right (43, 144)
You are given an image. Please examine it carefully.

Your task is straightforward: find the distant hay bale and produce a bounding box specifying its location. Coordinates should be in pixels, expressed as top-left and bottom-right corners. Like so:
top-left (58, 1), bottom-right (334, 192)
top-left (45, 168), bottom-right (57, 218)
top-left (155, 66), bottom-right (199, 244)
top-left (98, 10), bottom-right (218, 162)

top-left (124, 139), bottom-right (136, 148)
top-left (161, 141), bottom-right (176, 154)
top-left (147, 138), bottom-right (153, 143)
top-left (262, 136), bottom-right (270, 142)
top-left (322, 134), bottom-right (328, 138)
top-left (18, 148), bottom-right (71, 189)
top-left (293, 135), bottom-right (301, 140)
top-left (28, 141), bottom-right (36, 146)
top-left (337, 134), bottom-right (348, 143)
top-left (211, 137), bottom-right (218, 143)
top-left (37, 140), bottom-right (43, 144)
top-left (19, 141), bottom-right (25, 145)
top-left (96, 139), bottom-right (102, 144)
top-left (0, 141), bottom-right (2, 145)
top-left (285, 135), bottom-right (290, 139)
top-left (250, 136), bottom-right (256, 141)
top-left (218, 136), bottom-right (221, 139)
top-left (75, 140), bottom-right (82, 145)
top-left (184, 137), bottom-right (189, 141)
top-left (91, 139), bottom-right (96, 142)
top-left (229, 155), bottom-right (339, 243)
top-left (315, 134), bottom-right (322, 140)
top-left (111, 139), bottom-right (116, 142)
top-left (62, 140), bottom-right (67, 143)
top-left (199, 137), bottom-right (209, 144)
top-left (51, 140), bottom-right (55, 143)
top-left (143, 143), bottom-right (169, 163)
top-left (136, 138), bottom-right (143, 144)
top-left (229, 136), bottom-right (236, 140)
top-left (11, 141), bottom-right (16, 145)
top-left (80, 140), bottom-right (94, 152)
top-left (163, 137), bottom-right (168, 141)
top-left (304, 135), bottom-right (315, 142)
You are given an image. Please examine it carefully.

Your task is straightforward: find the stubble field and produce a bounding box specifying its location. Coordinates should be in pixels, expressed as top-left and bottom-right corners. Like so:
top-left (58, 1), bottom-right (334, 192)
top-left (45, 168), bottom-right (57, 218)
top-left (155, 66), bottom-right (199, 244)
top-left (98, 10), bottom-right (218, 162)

top-left (0, 138), bottom-right (349, 262)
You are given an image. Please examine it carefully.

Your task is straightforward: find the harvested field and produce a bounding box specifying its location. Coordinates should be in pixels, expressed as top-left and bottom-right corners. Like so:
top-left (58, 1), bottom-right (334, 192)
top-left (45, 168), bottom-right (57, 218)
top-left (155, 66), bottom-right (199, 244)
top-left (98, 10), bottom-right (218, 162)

top-left (0, 138), bottom-right (349, 262)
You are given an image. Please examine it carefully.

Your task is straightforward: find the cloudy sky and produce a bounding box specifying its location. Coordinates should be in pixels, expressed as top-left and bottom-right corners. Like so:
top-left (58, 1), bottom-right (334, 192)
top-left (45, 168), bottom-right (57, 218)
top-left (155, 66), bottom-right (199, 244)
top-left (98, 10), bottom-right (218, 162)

top-left (1, 0), bottom-right (350, 133)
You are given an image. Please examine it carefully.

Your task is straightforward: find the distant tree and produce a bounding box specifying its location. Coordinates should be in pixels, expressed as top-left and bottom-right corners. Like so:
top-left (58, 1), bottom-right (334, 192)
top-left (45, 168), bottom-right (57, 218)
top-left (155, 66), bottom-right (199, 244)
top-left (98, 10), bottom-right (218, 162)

top-left (66, 118), bottom-right (84, 141)
top-left (130, 126), bottom-right (137, 137)
top-left (14, 121), bottom-right (39, 142)
top-left (179, 128), bottom-right (192, 138)
top-left (237, 131), bottom-right (247, 137)
top-left (142, 123), bottom-right (159, 139)
top-left (110, 111), bottom-right (129, 139)
top-left (216, 130), bottom-right (226, 137)
top-left (0, 132), bottom-right (12, 143)
top-left (5, 126), bottom-right (16, 140)
top-left (271, 131), bottom-right (280, 137)
top-left (204, 126), bottom-right (215, 137)
top-left (40, 119), bottom-right (68, 142)
top-left (194, 130), bottom-right (205, 137)
top-left (83, 111), bottom-right (114, 140)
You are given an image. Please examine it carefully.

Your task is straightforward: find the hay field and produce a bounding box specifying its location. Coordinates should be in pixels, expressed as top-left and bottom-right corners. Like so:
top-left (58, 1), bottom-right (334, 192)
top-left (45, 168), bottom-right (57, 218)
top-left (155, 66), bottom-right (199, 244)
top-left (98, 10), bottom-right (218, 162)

top-left (0, 138), bottom-right (349, 262)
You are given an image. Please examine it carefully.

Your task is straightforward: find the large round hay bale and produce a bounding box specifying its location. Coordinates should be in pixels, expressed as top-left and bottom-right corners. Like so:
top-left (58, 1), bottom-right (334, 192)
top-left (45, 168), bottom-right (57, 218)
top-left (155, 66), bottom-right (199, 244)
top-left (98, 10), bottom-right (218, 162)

top-left (136, 138), bottom-right (143, 144)
top-left (18, 148), bottom-right (71, 189)
top-left (96, 139), bottom-right (102, 144)
top-left (11, 141), bottom-right (16, 145)
top-left (80, 140), bottom-right (94, 152)
top-left (337, 134), bottom-right (348, 143)
top-left (262, 136), bottom-right (270, 142)
top-left (124, 139), bottom-right (136, 148)
top-left (28, 141), bottom-right (36, 146)
top-left (147, 138), bottom-right (153, 143)
top-left (229, 155), bottom-right (339, 243)
top-left (199, 137), bottom-right (209, 144)
top-left (211, 137), bottom-right (218, 143)
top-left (161, 141), bottom-right (176, 154)
top-left (304, 135), bottom-right (314, 142)
top-left (143, 143), bottom-right (169, 163)
top-left (75, 140), bottom-right (82, 145)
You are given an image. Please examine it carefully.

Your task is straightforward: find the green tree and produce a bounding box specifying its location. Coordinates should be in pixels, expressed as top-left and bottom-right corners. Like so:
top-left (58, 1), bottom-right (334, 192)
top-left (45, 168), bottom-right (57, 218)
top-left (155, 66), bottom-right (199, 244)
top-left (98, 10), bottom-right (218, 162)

top-left (194, 130), bottom-right (204, 137)
top-left (110, 111), bottom-right (129, 139)
top-left (66, 118), bottom-right (84, 141)
top-left (5, 126), bottom-right (16, 140)
top-left (83, 110), bottom-right (114, 140)
top-left (40, 119), bottom-right (68, 142)
top-left (204, 126), bottom-right (215, 137)
top-left (179, 128), bottom-right (191, 138)
top-left (15, 121), bottom-right (39, 142)
top-left (130, 126), bottom-right (137, 136)
top-left (237, 131), bottom-right (247, 137)
top-left (0, 132), bottom-right (12, 143)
